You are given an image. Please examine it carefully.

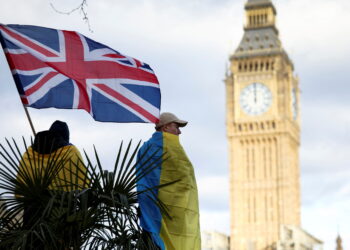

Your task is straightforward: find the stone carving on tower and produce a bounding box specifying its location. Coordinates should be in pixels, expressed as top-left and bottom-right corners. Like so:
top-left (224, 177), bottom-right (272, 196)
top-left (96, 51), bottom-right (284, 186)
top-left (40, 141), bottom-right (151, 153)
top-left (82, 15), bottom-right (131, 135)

top-left (225, 0), bottom-right (302, 249)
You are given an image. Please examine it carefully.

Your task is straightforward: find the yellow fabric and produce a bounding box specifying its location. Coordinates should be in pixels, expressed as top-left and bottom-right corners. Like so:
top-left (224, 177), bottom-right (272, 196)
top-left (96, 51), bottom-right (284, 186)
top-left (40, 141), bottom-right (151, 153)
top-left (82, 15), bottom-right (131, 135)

top-left (18, 145), bottom-right (88, 191)
top-left (159, 132), bottom-right (201, 250)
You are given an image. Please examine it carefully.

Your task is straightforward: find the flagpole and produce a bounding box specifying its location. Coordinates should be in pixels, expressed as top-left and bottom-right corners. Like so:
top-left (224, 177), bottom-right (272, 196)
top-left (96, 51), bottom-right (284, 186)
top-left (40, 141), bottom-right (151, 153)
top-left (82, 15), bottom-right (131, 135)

top-left (22, 105), bottom-right (36, 136)
top-left (0, 40), bottom-right (36, 137)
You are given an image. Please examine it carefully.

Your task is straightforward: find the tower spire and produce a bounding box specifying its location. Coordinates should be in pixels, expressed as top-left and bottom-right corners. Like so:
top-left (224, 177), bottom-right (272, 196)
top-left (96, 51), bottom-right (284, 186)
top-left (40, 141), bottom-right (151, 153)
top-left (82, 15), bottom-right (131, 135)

top-left (231, 0), bottom-right (293, 68)
top-left (244, 0), bottom-right (276, 30)
top-left (336, 234), bottom-right (343, 250)
top-left (246, 0), bottom-right (274, 6)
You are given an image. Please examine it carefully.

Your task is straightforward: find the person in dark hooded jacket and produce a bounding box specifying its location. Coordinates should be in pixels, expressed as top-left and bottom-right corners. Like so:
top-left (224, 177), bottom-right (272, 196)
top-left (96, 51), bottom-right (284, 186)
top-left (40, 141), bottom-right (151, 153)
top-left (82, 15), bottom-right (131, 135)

top-left (16, 121), bottom-right (88, 248)
top-left (17, 120), bottom-right (88, 191)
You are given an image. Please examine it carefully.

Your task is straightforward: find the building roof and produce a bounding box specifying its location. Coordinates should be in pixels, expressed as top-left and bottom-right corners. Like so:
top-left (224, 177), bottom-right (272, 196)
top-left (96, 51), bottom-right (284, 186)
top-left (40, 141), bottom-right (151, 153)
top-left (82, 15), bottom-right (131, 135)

top-left (231, 27), bottom-right (291, 65)
top-left (247, 0), bottom-right (271, 3)
top-left (231, 0), bottom-right (292, 66)
top-left (245, 0), bottom-right (276, 12)
top-left (234, 27), bottom-right (280, 53)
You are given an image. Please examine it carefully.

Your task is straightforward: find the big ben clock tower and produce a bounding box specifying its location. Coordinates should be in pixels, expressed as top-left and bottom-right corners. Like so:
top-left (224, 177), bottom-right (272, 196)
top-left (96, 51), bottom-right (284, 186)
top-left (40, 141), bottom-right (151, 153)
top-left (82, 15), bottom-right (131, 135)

top-left (225, 0), bottom-right (301, 249)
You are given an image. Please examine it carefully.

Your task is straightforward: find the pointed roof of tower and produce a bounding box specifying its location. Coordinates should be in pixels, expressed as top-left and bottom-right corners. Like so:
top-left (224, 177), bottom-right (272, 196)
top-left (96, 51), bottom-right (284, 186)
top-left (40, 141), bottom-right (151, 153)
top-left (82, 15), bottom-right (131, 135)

top-left (246, 0), bottom-right (272, 4)
top-left (245, 0), bottom-right (276, 12)
top-left (231, 0), bottom-right (291, 67)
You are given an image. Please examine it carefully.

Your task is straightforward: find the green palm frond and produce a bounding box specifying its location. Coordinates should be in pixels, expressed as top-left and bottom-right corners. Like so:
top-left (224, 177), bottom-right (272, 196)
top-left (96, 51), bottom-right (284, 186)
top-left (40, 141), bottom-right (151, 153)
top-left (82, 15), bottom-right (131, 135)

top-left (0, 138), bottom-right (170, 249)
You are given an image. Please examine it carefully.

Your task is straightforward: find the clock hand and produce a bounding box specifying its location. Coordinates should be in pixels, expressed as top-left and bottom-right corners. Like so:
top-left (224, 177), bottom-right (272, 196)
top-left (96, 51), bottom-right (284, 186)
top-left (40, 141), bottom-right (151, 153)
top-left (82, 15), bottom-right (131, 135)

top-left (254, 83), bottom-right (257, 103)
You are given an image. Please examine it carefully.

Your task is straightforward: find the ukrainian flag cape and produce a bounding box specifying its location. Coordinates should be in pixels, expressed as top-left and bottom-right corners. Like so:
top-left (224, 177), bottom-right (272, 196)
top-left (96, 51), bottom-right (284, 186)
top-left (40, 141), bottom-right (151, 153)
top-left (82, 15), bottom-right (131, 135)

top-left (137, 132), bottom-right (201, 250)
top-left (17, 145), bottom-right (88, 191)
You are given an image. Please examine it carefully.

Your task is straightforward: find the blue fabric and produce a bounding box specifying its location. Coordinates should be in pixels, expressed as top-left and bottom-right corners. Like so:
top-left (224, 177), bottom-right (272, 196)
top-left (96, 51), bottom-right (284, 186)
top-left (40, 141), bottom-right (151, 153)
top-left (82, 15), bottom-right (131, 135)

top-left (136, 132), bottom-right (165, 249)
top-left (7, 24), bottom-right (60, 51)
top-left (0, 24), bottom-right (161, 123)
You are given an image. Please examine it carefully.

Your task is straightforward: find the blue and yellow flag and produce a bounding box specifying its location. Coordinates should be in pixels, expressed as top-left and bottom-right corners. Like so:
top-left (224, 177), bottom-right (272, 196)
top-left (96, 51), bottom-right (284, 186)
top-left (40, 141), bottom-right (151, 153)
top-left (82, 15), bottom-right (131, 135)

top-left (17, 145), bottom-right (88, 191)
top-left (137, 132), bottom-right (201, 250)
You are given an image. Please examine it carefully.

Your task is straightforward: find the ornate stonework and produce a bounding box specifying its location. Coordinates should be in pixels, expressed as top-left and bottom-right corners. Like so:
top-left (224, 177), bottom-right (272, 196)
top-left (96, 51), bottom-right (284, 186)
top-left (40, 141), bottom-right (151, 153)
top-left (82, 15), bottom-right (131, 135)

top-left (225, 1), bottom-right (301, 249)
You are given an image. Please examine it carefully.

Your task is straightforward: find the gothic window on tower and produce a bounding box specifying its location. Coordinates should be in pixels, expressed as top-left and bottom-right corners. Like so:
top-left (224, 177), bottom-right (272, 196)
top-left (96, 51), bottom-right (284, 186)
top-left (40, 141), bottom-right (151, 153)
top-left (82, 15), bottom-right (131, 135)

top-left (270, 196), bottom-right (274, 221)
top-left (286, 229), bottom-right (293, 240)
top-left (247, 196), bottom-right (251, 222)
top-left (253, 195), bottom-right (257, 222)
top-left (252, 146), bottom-right (255, 179)
top-left (265, 195), bottom-right (268, 221)
top-left (246, 146), bottom-right (250, 179)
top-left (263, 145), bottom-right (267, 178)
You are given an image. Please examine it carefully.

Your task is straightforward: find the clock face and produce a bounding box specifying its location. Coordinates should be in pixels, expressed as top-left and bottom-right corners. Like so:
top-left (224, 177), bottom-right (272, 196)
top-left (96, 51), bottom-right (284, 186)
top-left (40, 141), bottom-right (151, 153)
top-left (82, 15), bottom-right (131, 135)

top-left (291, 88), bottom-right (298, 120)
top-left (240, 82), bottom-right (272, 116)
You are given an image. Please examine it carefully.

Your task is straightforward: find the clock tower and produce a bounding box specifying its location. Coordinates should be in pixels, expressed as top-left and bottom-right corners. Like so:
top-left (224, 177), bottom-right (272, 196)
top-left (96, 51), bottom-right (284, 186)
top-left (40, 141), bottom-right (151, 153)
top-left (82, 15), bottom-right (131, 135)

top-left (225, 0), bottom-right (301, 249)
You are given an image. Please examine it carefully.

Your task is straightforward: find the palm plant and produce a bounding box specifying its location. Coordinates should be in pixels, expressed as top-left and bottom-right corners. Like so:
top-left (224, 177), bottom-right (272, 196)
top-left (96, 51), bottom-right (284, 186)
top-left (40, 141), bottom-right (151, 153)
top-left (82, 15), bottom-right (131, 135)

top-left (0, 138), bottom-right (167, 249)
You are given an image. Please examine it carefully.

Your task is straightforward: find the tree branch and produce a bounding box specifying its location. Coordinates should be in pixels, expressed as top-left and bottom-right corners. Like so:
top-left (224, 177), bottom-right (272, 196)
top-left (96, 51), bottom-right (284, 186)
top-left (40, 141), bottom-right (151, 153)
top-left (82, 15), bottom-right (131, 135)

top-left (50, 0), bottom-right (93, 32)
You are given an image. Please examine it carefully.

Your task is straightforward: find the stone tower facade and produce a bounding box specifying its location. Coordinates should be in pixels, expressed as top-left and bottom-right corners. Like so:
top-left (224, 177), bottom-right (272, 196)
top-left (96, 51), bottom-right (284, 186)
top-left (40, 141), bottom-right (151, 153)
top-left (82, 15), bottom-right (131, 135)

top-left (336, 235), bottom-right (343, 250)
top-left (225, 0), bottom-right (301, 249)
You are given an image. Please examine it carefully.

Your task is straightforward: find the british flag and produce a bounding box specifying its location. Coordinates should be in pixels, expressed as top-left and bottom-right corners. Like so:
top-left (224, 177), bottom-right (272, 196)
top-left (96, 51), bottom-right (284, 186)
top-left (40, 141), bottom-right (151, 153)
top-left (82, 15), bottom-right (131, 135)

top-left (0, 24), bottom-right (160, 123)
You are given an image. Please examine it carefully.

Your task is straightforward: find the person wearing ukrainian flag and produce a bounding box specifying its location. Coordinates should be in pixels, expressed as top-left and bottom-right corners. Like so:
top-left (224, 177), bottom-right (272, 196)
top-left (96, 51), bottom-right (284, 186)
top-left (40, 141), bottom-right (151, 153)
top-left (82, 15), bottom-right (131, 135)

top-left (136, 112), bottom-right (201, 250)
top-left (17, 120), bottom-right (88, 191)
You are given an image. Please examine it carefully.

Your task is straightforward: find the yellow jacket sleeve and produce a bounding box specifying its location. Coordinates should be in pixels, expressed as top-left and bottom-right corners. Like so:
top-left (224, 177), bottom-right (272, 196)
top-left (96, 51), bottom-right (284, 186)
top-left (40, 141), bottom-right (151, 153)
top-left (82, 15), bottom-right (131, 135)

top-left (17, 145), bottom-right (89, 191)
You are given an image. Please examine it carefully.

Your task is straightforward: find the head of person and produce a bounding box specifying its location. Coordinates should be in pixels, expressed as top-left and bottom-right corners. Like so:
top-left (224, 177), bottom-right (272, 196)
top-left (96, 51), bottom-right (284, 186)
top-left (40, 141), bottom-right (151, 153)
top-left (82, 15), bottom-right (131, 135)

top-left (155, 112), bottom-right (187, 136)
top-left (49, 120), bottom-right (70, 143)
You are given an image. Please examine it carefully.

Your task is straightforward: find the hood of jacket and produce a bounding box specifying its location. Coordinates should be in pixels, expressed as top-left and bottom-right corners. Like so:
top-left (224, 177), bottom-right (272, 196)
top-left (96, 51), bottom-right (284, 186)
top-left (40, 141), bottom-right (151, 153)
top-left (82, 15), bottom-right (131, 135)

top-left (49, 120), bottom-right (69, 143)
top-left (32, 130), bottom-right (69, 154)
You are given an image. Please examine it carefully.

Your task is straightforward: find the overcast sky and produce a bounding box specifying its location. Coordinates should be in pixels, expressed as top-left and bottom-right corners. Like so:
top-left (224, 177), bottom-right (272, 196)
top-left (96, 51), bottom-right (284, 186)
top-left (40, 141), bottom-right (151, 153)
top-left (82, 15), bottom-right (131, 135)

top-left (0, 0), bottom-right (349, 249)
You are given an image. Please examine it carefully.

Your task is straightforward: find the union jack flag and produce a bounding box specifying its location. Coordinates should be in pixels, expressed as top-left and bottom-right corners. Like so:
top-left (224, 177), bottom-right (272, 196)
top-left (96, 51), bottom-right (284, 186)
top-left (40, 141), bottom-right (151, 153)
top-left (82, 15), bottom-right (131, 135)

top-left (0, 24), bottom-right (161, 123)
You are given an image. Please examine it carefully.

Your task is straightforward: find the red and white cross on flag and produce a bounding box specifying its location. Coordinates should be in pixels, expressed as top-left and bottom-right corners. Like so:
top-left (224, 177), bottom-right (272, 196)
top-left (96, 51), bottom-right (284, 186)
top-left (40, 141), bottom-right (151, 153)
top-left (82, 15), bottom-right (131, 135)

top-left (0, 24), bottom-right (161, 123)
